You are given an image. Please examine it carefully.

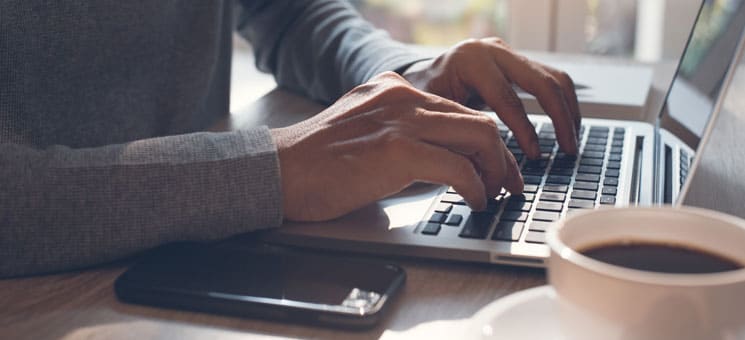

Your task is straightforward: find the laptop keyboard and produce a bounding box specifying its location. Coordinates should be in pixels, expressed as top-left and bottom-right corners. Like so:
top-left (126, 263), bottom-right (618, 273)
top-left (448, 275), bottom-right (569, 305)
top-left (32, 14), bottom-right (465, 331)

top-left (420, 121), bottom-right (626, 245)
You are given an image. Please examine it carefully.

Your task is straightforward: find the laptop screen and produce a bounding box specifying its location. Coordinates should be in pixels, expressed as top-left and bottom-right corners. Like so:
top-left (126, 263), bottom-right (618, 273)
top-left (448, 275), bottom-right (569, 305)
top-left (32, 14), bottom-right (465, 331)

top-left (661, 0), bottom-right (745, 148)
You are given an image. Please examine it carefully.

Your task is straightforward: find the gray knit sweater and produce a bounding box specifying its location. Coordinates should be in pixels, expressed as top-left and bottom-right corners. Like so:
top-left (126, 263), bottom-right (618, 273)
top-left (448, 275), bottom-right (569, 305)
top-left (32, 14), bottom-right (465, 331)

top-left (0, 0), bottom-right (422, 277)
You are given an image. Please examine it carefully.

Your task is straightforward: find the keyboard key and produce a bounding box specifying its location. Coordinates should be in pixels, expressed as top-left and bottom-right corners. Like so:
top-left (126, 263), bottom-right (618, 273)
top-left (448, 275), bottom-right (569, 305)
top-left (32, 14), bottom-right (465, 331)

top-left (501, 211), bottom-right (529, 222)
top-left (605, 169), bottom-right (620, 178)
top-left (539, 132), bottom-right (557, 139)
top-left (571, 190), bottom-right (597, 200)
top-left (523, 175), bottom-right (543, 185)
top-left (509, 147), bottom-right (524, 155)
top-left (442, 193), bottom-right (465, 204)
top-left (549, 168), bottom-right (574, 176)
top-left (536, 201), bottom-right (563, 212)
top-left (523, 184), bottom-right (539, 193)
top-left (524, 159), bottom-right (549, 169)
top-left (606, 161), bottom-right (621, 169)
top-left (554, 153), bottom-right (578, 161)
top-left (533, 211), bottom-right (561, 222)
top-left (572, 181), bottom-right (598, 191)
top-left (421, 223), bottom-right (441, 235)
top-left (588, 133), bottom-right (609, 140)
top-left (575, 174), bottom-right (601, 183)
top-left (580, 158), bottom-right (604, 166)
top-left (434, 202), bottom-right (452, 213)
top-left (444, 214), bottom-right (463, 226)
top-left (608, 154), bottom-right (622, 162)
top-left (492, 221), bottom-right (525, 242)
top-left (610, 146), bottom-right (623, 154)
top-left (522, 168), bottom-right (546, 176)
top-left (507, 139), bottom-right (521, 148)
top-left (510, 193), bottom-right (536, 202)
top-left (600, 196), bottom-right (616, 205)
top-left (540, 192), bottom-right (566, 202)
top-left (589, 127), bottom-right (609, 134)
top-left (604, 178), bottom-right (619, 186)
top-left (528, 220), bottom-right (554, 232)
top-left (602, 187), bottom-right (618, 196)
top-left (459, 212), bottom-right (496, 239)
top-left (612, 140), bottom-right (624, 147)
top-left (568, 199), bottom-right (595, 209)
top-left (547, 175), bottom-right (572, 185)
top-left (614, 127), bottom-right (626, 134)
top-left (552, 159), bottom-right (577, 169)
top-left (539, 145), bottom-right (555, 153)
top-left (525, 231), bottom-right (546, 244)
top-left (543, 184), bottom-right (569, 193)
top-left (429, 213), bottom-right (447, 224)
top-left (586, 137), bottom-right (608, 145)
top-left (505, 201), bottom-right (532, 212)
top-left (584, 144), bottom-right (606, 152)
top-left (484, 198), bottom-right (502, 213)
top-left (539, 138), bottom-right (556, 146)
top-left (581, 151), bottom-right (605, 159)
top-left (540, 124), bottom-right (555, 133)
top-left (578, 165), bottom-right (602, 174)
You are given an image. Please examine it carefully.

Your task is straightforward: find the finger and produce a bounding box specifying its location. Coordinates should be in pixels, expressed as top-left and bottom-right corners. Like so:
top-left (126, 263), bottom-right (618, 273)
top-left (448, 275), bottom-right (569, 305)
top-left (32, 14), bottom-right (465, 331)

top-left (486, 47), bottom-right (578, 154)
top-left (461, 61), bottom-right (541, 159)
top-left (544, 66), bottom-right (582, 132)
top-left (399, 110), bottom-right (516, 198)
top-left (394, 137), bottom-right (488, 210)
top-left (500, 141), bottom-right (524, 195)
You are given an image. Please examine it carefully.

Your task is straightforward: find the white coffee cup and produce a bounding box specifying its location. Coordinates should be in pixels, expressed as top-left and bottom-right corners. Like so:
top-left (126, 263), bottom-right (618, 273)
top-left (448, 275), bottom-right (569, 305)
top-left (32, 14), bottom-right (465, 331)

top-left (546, 206), bottom-right (745, 340)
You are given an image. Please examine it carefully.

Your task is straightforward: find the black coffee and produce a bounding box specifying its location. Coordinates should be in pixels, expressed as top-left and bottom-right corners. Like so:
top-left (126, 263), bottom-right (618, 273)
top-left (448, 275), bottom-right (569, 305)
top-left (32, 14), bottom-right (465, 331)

top-left (580, 241), bottom-right (744, 274)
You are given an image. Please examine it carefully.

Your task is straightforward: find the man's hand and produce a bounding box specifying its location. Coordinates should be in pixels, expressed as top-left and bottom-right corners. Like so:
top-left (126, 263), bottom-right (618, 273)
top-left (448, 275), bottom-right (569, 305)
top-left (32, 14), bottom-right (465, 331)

top-left (402, 38), bottom-right (582, 158)
top-left (271, 72), bottom-right (522, 222)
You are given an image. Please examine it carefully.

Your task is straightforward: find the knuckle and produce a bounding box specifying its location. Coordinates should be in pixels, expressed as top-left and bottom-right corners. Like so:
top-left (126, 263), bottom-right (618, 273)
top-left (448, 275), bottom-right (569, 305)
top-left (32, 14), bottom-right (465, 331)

top-left (373, 71), bottom-right (405, 82)
top-left (474, 115), bottom-right (500, 143)
top-left (383, 82), bottom-right (419, 99)
top-left (457, 38), bottom-right (483, 52)
top-left (556, 70), bottom-right (576, 89)
top-left (484, 36), bottom-right (508, 47)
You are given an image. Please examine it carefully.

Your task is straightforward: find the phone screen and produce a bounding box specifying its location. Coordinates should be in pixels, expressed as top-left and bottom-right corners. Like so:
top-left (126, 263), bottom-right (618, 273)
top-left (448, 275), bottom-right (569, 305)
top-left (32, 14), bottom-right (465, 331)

top-left (115, 242), bottom-right (405, 326)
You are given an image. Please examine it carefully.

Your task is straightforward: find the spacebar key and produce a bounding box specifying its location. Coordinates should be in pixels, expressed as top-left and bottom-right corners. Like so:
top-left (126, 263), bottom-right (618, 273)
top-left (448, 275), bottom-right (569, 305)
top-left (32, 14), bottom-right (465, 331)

top-left (459, 212), bottom-right (497, 239)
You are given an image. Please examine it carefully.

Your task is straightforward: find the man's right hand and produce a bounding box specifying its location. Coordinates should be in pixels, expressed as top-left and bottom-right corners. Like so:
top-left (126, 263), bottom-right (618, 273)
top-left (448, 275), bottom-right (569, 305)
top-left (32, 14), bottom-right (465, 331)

top-left (270, 72), bottom-right (523, 222)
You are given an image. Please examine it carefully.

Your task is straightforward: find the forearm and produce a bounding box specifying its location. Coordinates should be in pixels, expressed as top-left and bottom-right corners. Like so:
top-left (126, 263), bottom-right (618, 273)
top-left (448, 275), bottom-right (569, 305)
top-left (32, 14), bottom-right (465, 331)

top-left (0, 128), bottom-right (282, 277)
top-left (236, 0), bottom-right (427, 103)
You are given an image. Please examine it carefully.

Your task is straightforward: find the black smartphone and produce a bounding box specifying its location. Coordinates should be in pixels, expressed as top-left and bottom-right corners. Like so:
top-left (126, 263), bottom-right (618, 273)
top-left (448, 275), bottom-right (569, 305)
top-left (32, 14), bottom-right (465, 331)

top-left (114, 242), bottom-right (405, 329)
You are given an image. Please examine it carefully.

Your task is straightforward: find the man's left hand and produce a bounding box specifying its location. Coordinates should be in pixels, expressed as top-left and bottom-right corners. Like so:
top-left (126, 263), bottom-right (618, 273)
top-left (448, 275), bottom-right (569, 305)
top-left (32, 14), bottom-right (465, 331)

top-left (402, 37), bottom-right (582, 159)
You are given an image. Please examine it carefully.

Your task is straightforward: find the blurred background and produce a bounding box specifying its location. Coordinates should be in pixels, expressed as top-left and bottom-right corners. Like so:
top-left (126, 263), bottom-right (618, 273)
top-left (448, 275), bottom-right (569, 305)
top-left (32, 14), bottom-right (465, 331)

top-left (348, 0), bottom-right (701, 61)
top-left (231, 0), bottom-right (704, 111)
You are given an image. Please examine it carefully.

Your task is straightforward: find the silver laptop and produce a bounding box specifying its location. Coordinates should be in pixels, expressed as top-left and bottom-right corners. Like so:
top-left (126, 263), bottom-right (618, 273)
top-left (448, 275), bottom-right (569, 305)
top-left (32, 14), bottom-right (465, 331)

top-left (263, 1), bottom-right (745, 268)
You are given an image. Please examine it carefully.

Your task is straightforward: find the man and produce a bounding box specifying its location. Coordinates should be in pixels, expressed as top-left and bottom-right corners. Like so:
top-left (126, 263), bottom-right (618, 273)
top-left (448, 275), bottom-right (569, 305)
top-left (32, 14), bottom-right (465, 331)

top-left (0, 0), bottom-right (580, 277)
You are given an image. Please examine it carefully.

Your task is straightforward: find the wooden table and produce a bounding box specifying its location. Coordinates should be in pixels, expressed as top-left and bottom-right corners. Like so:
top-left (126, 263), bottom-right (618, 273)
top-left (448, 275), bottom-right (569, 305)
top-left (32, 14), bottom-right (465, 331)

top-left (2, 55), bottom-right (744, 340)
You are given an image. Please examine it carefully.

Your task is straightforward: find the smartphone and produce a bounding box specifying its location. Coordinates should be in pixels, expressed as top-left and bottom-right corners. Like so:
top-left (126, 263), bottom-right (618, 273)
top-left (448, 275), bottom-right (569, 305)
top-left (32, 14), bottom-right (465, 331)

top-left (114, 242), bottom-right (405, 328)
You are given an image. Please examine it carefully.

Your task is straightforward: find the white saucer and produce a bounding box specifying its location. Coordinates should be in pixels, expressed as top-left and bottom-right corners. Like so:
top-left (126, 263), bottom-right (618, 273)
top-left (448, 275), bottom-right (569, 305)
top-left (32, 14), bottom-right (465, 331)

top-left (468, 285), bottom-right (564, 340)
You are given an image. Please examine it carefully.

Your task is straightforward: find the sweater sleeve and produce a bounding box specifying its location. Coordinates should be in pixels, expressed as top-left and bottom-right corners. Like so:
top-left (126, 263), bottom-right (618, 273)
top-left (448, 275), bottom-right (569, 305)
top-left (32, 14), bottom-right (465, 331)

top-left (0, 127), bottom-right (282, 277)
top-left (235, 0), bottom-right (428, 103)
